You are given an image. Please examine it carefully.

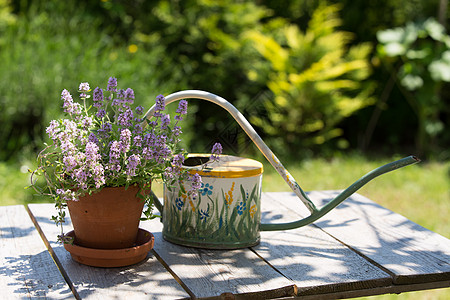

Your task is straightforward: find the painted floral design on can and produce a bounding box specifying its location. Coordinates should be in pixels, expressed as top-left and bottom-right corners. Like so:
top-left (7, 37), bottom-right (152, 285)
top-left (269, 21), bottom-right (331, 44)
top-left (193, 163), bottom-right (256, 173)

top-left (162, 155), bottom-right (263, 249)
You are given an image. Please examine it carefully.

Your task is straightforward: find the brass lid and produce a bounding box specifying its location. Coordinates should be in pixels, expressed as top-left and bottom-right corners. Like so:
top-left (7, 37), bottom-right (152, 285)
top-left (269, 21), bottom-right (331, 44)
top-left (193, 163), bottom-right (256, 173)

top-left (183, 154), bottom-right (263, 178)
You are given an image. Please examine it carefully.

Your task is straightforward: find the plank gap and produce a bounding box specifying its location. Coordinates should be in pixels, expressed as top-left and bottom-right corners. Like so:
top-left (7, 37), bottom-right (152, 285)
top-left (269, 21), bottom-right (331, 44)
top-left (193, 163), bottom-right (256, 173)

top-left (311, 221), bottom-right (397, 284)
top-left (249, 247), bottom-right (294, 282)
top-left (151, 248), bottom-right (197, 299)
top-left (197, 284), bottom-right (298, 300)
top-left (303, 191), bottom-right (450, 285)
top-left (264, 192), bottom-right (397, 285)
top-left (25, 204), bottom-right (81, 300)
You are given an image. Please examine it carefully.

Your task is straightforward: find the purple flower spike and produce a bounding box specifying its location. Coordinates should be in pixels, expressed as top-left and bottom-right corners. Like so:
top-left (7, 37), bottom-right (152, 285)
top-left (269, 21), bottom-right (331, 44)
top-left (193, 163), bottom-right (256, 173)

top-left (93, 87), bottom-right (104, 108)
top-left (125, 88), bottom-right (135, 103)
top-left (172, 153), bottom-right (185, 168)
top-left (176, 100), bottom-right (188, 115)
top-left (153, 94), bottom-right (165, 117)
top-left (61, 89), bottom-right (82, 115)
top-left (126, 154), bottom-right (141, 176)
top-left (88, 132), bottom-right (99, 145)
top-left (101, 122), bottom-right (112, 133)
top-left (188, 173), bottom-right (203, 197)
top-left (210, 142), bottom-right (222, 162)
top-left (135, 105), bottom-right (144, 115)
top-left (117, 108), bottom-right (133, 127)
top-left (46, 120), bottom-right (60, 140)
top-left (96, 109), bottom-right (106, 118)
top-left (172, 125), bottom-right (182, 137)
top-left (111, 98), bottom-right (120, 106)
top-left (119, 128), bottom-right (132, 153)
top-left (117, 89), bottom-right (126, 101)
top-left (79, 82), bottom-right (90, 92)
top-left (161, 114), bottom-right (170, 130)
top-left (56, 189), bottom-right (77, 201)
top-left (79, 82), bottom-right (90, 98)
top-left (174, 100), bottom-right (187, 121)
top-left (85, 142), bottom-right (100, 165)
top-left (191, 173), bottom-right (202, 190)
top-left (107, 77), bottom-right (118, 92)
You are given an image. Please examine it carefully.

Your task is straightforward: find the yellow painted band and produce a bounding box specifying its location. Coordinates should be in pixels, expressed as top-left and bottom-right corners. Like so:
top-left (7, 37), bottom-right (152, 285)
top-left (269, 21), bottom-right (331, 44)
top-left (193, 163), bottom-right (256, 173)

top-left (187, 168), bottom-right (262, 178)
top-left (184, 154), bottom-right (263, 178)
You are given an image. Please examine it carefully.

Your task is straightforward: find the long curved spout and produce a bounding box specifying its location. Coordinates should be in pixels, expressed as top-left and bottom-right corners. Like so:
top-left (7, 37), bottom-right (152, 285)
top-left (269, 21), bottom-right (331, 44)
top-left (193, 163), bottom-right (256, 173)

top-left (144, 90), bottom-right (420, 230)
top-left (259, 155), bottom-right (420, 231)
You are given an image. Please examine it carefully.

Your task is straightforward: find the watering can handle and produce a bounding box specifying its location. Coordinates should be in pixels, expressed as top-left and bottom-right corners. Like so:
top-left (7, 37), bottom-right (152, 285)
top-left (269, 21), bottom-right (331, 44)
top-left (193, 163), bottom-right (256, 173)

top-left (143, 90), bottom-right (420, 230)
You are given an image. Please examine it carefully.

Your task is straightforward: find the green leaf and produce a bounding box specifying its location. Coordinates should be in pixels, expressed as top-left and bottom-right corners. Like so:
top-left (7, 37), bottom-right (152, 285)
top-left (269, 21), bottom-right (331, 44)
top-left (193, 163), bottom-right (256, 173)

top-left (377, 28), bottom-right (405, 44)
top-left (406, 49), bottom-right (430, 60)
top-left (400, 74), bottom-right (424, 90)
top-left (443, 51), bottom-right (450, 63)
top-left (383, 43), bottom-right (406, 56)
top-left (423, 18), bottom-right (445, 42)
top-left (429, 59), bottom-right (450, 82)
top-left (425, 120), bottom-right (444, 136)
top-left (377, 23), bottom-right (417, 48)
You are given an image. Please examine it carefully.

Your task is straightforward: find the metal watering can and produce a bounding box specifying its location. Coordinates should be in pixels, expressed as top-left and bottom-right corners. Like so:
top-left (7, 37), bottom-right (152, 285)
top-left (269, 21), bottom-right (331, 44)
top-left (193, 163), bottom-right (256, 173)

top-left (144, 90), bottom-right (419, 249)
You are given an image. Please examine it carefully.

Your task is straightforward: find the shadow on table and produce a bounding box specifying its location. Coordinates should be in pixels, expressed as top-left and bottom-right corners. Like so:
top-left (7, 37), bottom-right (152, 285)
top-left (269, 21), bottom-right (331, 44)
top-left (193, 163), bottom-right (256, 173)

top-left (0, 251), bottom-right (73, 298)
top-left (0, 225), bottom-right (36, 239)
top-left (260, 191), bottom-right (450, 287)
top-left (62, 253), bottom-right (187, 299)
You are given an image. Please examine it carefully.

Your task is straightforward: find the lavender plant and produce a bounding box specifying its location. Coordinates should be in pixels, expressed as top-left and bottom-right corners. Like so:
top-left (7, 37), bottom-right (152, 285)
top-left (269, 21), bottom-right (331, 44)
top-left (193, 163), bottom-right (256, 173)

top-left (31, 77), bottom-right (217, 242)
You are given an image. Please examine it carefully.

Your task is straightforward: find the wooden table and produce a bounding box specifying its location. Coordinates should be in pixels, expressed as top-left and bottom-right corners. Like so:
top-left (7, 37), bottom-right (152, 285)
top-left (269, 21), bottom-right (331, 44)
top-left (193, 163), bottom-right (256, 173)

top-left (1, 191), bottom-right (449, 299)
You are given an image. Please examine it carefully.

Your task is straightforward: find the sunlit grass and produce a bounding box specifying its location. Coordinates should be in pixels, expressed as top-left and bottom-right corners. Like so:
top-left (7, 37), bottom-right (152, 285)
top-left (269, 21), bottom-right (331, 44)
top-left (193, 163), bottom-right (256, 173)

top-left (0, 160), bottom-right (37, 206)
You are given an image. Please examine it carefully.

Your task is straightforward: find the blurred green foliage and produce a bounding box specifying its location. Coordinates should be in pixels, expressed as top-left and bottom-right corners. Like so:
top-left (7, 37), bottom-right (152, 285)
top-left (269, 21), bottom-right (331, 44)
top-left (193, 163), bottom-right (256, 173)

top-left (0, 0), bottom-right (186, 160)
top-left (244, 3), bottom-right (375, 155)
top-left (377, 18), bottom-right (450, 156)
top-left (0, 0), bottom-right (449, 162)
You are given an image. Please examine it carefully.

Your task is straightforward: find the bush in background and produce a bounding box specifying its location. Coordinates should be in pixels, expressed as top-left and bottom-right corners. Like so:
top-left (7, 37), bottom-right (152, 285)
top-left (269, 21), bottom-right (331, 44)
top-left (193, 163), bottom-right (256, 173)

top-left (243, 3), bottom-right (375, 156)
top-left (376, 18), bottom-right (450, 157)
top-left (0, 1), bottom-right (187, 161)
top-left (1, 0), bottom-right (449, 161)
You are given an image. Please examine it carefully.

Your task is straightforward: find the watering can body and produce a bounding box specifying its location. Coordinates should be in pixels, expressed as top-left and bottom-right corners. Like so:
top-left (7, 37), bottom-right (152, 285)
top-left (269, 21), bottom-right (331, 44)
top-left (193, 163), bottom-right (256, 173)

top-left (162, 154), bottom-right (263, 249)
top-left (146, 90), bottom-right (420, 249)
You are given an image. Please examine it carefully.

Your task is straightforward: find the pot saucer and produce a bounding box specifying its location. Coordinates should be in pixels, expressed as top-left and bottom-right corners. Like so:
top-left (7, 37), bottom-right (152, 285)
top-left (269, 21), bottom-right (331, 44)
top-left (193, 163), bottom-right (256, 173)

top-left (64, 229), bottom-right (155, 267)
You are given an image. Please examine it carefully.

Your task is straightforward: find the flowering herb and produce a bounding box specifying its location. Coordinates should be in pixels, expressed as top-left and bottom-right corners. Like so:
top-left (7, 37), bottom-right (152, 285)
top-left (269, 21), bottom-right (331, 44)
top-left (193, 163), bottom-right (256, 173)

top-left (31, 77), bottom-right (215, 243)
top-left (210, 142), bottom-right (223, 162)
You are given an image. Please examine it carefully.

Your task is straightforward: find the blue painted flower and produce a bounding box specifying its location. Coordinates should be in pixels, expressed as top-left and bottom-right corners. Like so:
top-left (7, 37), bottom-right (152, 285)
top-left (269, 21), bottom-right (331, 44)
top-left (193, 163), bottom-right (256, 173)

top-left (200, 183), bottom-right (213, 196)
top-left (175, 197), bottom-right (184, 210)
top-left (237, 201), bottom-right (247, 216)
top-left (199, 207), bottom-right (210, 221)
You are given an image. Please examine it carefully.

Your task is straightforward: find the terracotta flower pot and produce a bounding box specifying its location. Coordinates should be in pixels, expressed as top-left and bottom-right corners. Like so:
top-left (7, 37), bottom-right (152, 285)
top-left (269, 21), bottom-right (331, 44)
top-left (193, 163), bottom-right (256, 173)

top-left (67, 185), bottom-right (147, 249)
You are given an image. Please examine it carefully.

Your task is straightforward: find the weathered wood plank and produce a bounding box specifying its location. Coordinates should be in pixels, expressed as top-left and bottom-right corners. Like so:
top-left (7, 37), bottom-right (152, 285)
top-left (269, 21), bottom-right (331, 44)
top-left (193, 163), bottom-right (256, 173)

top-left (255, 193), bottom-right (393, 296)
top-left (139, 218), bottom-right (296, 299)
top-left (265, 191), bottom-right (450, 285)
top-left (28, 203), bottom-right (189, 300)
top-left (0, 205), bottom-right (74, 299)
top-left (24, 190), bottom-right (450, 299)
top-left (274, 280), bottom-right (450, 299)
